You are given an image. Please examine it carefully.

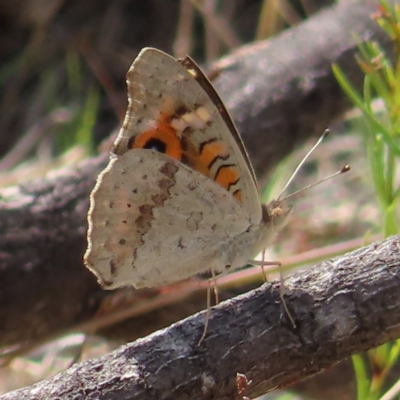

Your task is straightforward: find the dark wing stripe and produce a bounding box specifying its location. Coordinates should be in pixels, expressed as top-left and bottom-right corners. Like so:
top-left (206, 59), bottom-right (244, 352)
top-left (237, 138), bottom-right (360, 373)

top-left (179, 56), bottom-right (258, 187)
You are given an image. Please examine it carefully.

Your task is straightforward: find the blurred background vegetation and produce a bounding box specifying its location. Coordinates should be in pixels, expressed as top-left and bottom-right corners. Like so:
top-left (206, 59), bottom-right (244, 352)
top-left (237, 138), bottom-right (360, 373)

top-left (0, 0), bottom-right (333, 182)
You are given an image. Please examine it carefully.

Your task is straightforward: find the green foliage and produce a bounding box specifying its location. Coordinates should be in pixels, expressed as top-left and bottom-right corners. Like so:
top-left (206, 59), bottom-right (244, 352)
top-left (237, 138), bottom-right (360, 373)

top-left (332, 1), bottom-right (400, 238)
top-left (54, 51), bottom-right (99, 156)
top-left (333, 2), bottom-right (400, 399)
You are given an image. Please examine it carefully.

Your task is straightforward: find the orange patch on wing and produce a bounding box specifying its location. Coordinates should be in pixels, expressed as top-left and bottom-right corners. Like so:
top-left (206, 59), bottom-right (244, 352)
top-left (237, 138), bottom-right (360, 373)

top-left (182, 139), bottom-right (243, 203)
top-left (233, 190), bottom-right (243, 203)
top-left (189, 141), bottom-right (227, 176)
top-left (215, 166), bottom-right (239, 191)
top-left (133, 112), bottom-right (182, 160)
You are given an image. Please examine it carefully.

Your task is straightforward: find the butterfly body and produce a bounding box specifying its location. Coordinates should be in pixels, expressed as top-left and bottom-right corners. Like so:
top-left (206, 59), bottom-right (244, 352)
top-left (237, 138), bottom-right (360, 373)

top-left (84, 48), bottom-right (291, 289)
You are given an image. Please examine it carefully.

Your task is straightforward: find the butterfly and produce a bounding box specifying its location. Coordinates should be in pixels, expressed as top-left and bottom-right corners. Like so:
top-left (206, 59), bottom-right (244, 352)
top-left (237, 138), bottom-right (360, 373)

top-left (84, 47), bottom-right (292, 290)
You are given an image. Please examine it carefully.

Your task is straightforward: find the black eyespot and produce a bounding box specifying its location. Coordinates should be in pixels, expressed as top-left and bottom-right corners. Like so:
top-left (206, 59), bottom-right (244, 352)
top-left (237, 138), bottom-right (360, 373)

top-left (143, 138), bottom-right (166, 153)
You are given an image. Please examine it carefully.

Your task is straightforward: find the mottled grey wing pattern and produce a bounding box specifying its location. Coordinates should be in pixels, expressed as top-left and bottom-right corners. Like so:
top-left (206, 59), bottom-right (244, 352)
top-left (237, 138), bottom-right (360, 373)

top-left (85, 149), bottom-right (250, 288)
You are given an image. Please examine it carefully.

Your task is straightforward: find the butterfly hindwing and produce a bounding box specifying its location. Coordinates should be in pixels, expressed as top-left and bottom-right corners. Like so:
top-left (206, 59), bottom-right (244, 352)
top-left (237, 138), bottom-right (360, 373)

top-left (85, 149), bottom-right (250, 288)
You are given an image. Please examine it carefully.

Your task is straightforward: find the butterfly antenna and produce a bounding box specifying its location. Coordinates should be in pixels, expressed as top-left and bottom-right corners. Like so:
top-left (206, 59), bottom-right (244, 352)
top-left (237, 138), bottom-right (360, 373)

top-left (282, 164), bottom-right (350, 202)
top-left (277, 129), bottom-right (330, 200)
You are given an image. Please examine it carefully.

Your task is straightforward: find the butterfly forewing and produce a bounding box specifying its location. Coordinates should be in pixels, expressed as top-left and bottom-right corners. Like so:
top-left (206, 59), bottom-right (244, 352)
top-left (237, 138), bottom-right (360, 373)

top-left (113, 48), bottom-right (262, 224)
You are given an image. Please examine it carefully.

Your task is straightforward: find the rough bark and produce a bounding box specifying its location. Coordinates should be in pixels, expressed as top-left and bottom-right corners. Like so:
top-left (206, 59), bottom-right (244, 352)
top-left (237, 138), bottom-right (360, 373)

top-left (2, 235), bottom-right (400, 399)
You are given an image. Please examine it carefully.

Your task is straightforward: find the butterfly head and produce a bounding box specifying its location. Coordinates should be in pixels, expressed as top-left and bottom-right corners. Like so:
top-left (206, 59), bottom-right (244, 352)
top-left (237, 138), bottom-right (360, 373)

top-left (262, 199), bottom-right (292, 230)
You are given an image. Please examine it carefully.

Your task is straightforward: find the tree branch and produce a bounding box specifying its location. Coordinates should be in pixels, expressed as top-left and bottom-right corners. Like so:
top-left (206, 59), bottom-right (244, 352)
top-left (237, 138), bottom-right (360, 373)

top-left (2, 235), bottom-right (400, 399)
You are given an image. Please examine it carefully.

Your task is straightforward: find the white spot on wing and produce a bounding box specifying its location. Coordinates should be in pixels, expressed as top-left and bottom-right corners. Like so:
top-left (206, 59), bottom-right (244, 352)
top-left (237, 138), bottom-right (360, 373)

top-left (182, 110), bottom-right (209, 130)
top-left (196, 106), bottom-right (212, 123)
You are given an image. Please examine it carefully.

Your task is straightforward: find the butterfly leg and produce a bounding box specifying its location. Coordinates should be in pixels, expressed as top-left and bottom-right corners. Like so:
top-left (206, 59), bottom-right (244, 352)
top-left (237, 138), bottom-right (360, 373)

top-left (260, 249), bottom-right (269, 281)
top-left (278, 267), bottom-right (296, 329)
top-left (251, 257), bottom-right (296, 329)
top-left (252, 255), bottom-right (281, 281)
top-left (211, 266), bottom-right (220, 305)
top-left (198, 266), bottom-right (219, 345)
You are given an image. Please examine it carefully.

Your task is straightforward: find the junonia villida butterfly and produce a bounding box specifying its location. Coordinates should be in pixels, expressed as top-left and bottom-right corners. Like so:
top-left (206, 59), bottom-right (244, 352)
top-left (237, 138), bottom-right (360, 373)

top-left (84, 47), bottom-right (292, 290)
